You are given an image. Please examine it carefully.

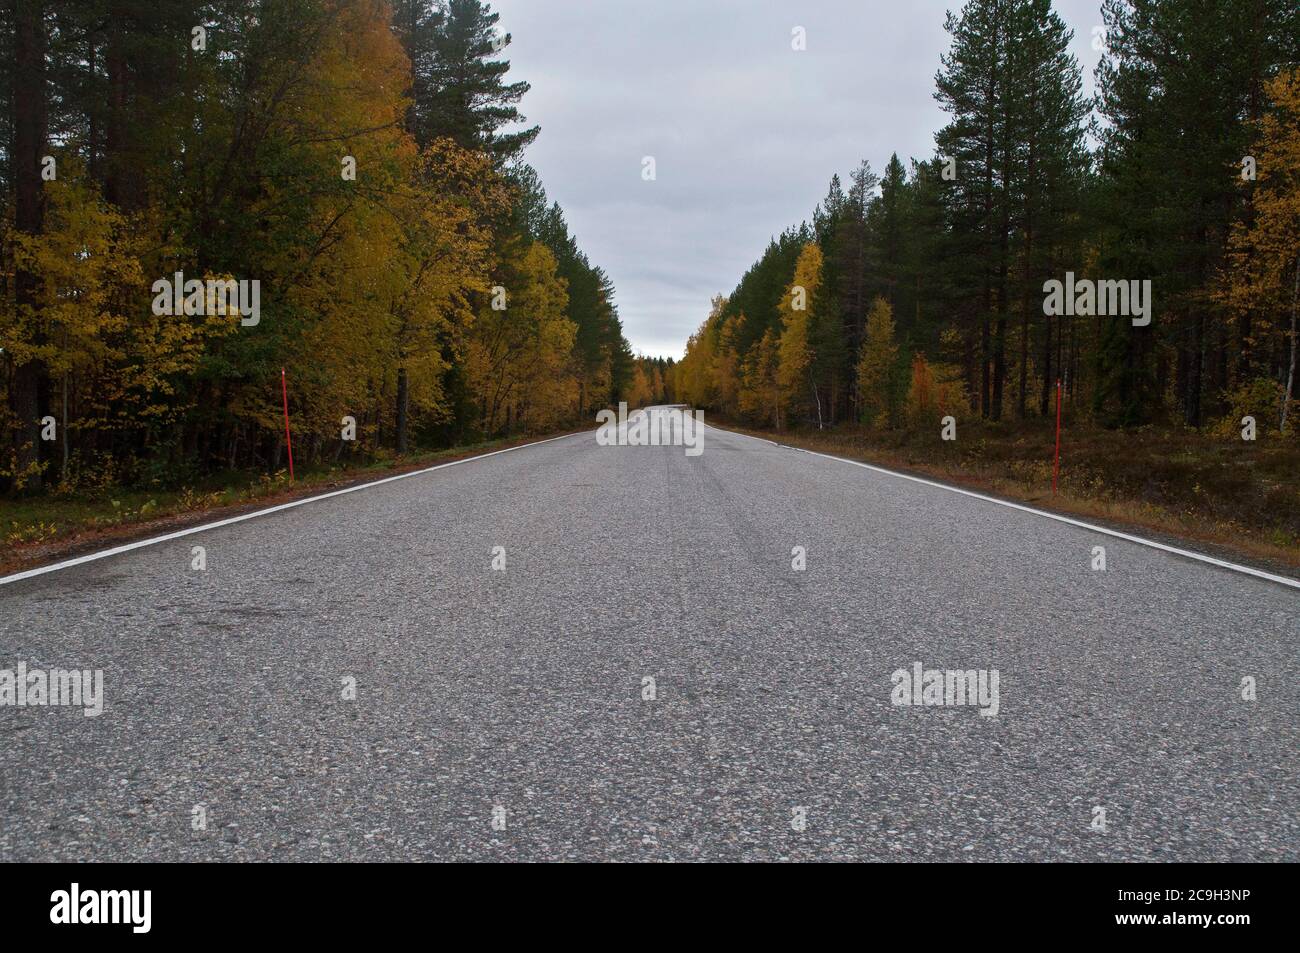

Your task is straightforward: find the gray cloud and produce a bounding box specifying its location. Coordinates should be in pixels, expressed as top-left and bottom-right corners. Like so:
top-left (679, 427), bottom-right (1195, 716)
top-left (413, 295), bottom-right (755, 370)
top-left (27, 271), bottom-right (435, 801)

top-left (491, 0), bottom-right (1106, 358)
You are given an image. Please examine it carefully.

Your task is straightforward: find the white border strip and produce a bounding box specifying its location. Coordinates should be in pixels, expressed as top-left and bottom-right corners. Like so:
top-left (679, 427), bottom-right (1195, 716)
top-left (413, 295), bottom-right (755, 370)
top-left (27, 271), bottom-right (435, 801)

top-left (0, 431), bottom-right (586, 587)
top-left (708, 422), bottom-right (1300, 590)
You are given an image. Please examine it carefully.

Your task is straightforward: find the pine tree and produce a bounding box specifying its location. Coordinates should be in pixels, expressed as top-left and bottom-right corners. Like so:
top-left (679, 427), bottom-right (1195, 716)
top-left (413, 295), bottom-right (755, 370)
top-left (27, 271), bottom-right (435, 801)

top-left (1009, 0), bottom-right (1088, 418)
top-left (935, 0), bottom-right (1006, 419)
top-left (418, 0), bottom-right (539, 163)
top-left (1095, 0), bottom-right (1300, 427)
top-left (873, 154), bottom-right (908, 314)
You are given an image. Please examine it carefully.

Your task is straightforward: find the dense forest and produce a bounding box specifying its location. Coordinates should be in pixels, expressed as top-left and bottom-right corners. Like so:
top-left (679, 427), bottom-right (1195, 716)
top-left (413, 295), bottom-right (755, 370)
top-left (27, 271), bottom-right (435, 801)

top-left (0, 0), bottom-right (635, 494)
top-left (676, 0), bottom-right (1300, 441)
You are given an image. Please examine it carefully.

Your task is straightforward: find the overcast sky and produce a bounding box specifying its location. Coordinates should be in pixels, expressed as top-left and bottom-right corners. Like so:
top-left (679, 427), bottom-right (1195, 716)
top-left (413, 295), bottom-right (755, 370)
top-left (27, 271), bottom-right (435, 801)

top-left (489, 0), bottom-right (1108, 359)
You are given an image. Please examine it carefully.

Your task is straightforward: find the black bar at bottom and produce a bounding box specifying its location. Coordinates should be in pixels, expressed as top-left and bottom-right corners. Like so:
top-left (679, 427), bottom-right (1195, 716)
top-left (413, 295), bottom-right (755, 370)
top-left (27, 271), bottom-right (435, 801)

top-left (1, 861), bottom-right (1279, 940)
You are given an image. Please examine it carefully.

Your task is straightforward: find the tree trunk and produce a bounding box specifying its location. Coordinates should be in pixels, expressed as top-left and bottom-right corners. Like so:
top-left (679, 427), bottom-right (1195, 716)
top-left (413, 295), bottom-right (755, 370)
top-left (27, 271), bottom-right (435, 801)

top-left (395, 366), bottom-right (410, 453)
top-left (1184, 310), bottom-right (1204, 427)
top-left (1282, 256), bottom-right (1299, 433)
top-left (1040, 311), bottom-right (1053, 417)
top-left (61, 370), bottom-right (69, 482)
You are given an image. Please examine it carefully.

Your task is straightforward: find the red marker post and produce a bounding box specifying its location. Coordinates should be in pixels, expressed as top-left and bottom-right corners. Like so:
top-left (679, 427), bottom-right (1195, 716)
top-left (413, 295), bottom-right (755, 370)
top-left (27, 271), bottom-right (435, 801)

top-left (281, 367), bottom-right (295, 484)
top-left (1052, 378), bottom-right (1062, 496)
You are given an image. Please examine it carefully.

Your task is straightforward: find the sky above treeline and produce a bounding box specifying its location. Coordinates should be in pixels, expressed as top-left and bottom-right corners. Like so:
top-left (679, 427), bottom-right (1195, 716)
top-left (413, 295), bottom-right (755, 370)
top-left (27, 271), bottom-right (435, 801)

top-left (490, 0), bottom-right (1109, 359)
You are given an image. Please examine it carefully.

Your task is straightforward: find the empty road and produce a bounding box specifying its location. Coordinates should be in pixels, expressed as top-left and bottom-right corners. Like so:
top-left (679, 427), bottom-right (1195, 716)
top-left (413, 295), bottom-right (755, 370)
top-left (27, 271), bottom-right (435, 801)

top-left (2, 412), bottom-right (1297, 861)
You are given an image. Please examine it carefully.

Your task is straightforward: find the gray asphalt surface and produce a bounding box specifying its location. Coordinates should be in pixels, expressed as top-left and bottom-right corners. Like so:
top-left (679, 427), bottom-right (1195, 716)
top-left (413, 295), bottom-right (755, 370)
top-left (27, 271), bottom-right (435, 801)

top-left (1, 410), bottom-right (1297, 861)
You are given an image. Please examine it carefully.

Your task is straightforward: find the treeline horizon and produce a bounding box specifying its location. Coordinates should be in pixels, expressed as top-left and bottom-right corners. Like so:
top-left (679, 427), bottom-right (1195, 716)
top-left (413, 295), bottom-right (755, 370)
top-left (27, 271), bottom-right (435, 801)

top-left (676, 0), bottom-right (1300, 439)
top-left (0, 0), bottom-right (637, 495)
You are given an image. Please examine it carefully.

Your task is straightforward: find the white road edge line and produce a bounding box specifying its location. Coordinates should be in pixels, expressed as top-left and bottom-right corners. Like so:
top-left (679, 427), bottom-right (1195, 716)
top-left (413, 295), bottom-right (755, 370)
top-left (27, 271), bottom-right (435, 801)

top-left (0, 430), bottom-right (588, 587)
top-left (704, 421), bottom-right (1300, 590)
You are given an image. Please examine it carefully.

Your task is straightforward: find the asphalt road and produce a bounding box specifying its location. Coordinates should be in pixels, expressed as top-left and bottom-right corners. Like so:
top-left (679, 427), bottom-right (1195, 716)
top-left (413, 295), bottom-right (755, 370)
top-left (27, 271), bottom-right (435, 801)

top-left (1, 409), bottom-right (1297, 861)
